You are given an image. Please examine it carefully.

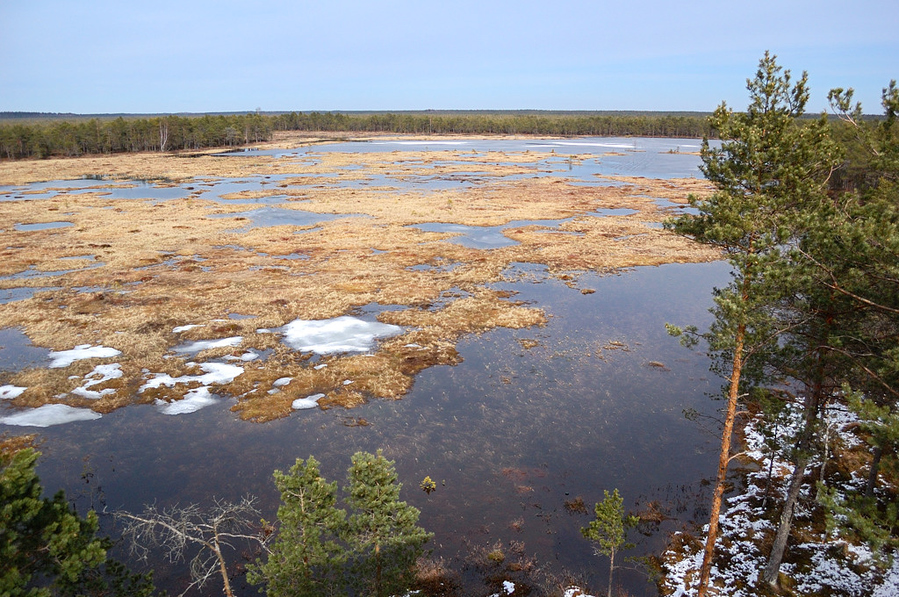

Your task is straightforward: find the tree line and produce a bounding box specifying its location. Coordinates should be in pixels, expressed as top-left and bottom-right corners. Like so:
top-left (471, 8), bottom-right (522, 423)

top-left (0, 111), bottom-right (722, 160)
top-left (0, 113), bottom-right (273, 159)
top-left (666, 52), bottom-right (898, 595)
top-left (268, 110), bottom-right (716, 138)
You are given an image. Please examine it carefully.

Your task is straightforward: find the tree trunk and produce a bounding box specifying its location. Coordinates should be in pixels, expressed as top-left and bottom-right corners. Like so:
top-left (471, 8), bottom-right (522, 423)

top-left (214, 543), bottom-right (234, 597)
top-left (866, 445), bottom-right (883, 497)
top-left (696, 321), bottom-right (746, 597)
top-left (762, 340), bottom-right (826, 586)
top-left (761, 451), bottom-right (809, 585)
top-left (608, 547), bottom-right (615, 597)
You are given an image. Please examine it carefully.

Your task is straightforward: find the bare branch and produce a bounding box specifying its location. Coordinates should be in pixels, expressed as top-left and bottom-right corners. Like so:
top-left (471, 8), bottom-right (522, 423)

top-left (115, 495), bottom-right (268, 597)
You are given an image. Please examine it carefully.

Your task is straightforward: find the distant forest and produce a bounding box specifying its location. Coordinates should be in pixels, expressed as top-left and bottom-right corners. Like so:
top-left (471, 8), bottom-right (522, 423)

top-left (0, 110), bottom-right (722, 159)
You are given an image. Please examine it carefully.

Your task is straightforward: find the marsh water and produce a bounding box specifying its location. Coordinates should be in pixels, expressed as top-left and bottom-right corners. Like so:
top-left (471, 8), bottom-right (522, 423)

top-left (1, 138), bottom-right (728, 596)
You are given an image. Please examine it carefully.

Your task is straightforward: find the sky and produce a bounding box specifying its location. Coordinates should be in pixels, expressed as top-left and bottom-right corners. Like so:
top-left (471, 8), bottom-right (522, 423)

top-left (1, 0), bottom-right (897, 115)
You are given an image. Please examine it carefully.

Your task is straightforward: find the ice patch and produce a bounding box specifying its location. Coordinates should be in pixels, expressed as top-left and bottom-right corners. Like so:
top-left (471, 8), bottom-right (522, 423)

top-left (48, 344), bottom-right (121, 368)
top-left (0, 385), bottom-right (27, 399)
top-left (156, 387), bottom-right (218, 415)
top-left (0, 403), bottom-right (101, 427)
top-left (292, 393), bottom-right (325, 410)
top-left (173, 324), bottom-right (204, 333)
top-left (281, 316), bottom-right (402, 354)
top-left (173, 336), bottom-right (242, 354)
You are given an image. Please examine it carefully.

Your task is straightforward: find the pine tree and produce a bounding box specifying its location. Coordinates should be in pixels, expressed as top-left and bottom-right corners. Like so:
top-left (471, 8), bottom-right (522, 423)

top-left (580, 489), bottom-right (639, 597)
top-left (344, 450), bottom-right (433, 597)
top-left (248, 456), bottom-right (346, 597)
top-left (805, 81), bottom-right (899, 567)
top-left (1, 447), bottom-right (153, 597)
top-left (665, 51), bottom-right (841, 595)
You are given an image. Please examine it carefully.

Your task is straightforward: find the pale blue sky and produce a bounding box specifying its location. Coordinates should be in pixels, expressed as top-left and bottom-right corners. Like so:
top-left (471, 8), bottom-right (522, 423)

top-left (1, 0), bottom-right (896, 114)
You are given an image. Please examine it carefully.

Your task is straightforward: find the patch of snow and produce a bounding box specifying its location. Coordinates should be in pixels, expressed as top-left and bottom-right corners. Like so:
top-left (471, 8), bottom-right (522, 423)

top-left (173, 336), bottom-right (242, 354)
top-left (281, 315), bottom-right (402, 354)
top-left (0, 403), bottom-right (101, 427)
top-left (0, 385), bottom-right (27, 399)
top-left (562, 588), bottom-right (597, 597)
top-left (156, 387), bottom-right (218, 415)
top-left (314, 363), bottom-right (328, 370)
top-left (873, 559), bottom-right (899, 597)
top-left (292, 393), bottom-right (325, 410)
top-left (660, 403), bottom-right (898, 597)
top-left (239, 351), bottom-right (258, 361)
top-left (273, 377), bottom-right (292, 387)
top-left (141, 362), bottom-right (244, 391)
top-left (503, 580), bottom-right (515, 594)
top-left (172, 324), bottom-right (204, 333)
top-left (70, 363), bottom-right (123, 399)
top-left (48, 344), bottom-right (121, 368)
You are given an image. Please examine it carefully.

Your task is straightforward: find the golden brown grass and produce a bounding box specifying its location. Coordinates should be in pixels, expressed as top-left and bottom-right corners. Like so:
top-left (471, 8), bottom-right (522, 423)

top-left (0, 136), bottom-right (718, 421)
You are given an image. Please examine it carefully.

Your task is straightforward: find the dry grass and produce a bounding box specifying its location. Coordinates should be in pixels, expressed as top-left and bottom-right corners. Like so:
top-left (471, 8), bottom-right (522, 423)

top-left (0, 137), bottom-right (718, 421)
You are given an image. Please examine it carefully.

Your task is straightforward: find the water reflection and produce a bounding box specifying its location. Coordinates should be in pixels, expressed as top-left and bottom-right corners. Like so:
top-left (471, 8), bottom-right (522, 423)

top-left (29, 261), bottom-right (728, 596)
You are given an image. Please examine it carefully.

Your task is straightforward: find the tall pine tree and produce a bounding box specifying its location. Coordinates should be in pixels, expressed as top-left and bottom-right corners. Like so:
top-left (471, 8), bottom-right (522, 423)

top-left (665, 52), bottom-right (840, 594)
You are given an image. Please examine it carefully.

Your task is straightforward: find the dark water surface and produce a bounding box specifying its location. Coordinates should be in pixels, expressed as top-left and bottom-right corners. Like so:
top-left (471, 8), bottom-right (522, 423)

top-left (23, 261), bottom-right (729, 596)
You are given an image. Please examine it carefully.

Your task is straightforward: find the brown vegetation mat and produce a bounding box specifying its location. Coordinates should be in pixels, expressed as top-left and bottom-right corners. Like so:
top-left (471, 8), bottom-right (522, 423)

top-left (0, 137), bottom-right (718, 422)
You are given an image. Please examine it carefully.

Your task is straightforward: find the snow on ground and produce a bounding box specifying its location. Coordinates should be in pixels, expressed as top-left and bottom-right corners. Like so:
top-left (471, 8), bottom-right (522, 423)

top-left (140, 362), bottom-right (244, 415)
top-left (141, 362), bottom-right (244, 391)
top-left (156, 387), bottom-right (218, 415)
top-left (172, 324), bottom-right (204, 333)
top-left (487, 580), bottom-right (517, 597)
top-left (660, 404), bottom-right (898, 596)
top-left (48, 344), bottom-right (121, 368)
top-left (70, 363), bottom-right (123, 399)
top-left (173, 336), bottom-right (242, 354)
top-left (0, 384), bottom-right (27, 399)
top-left (280, 316), bottom-right (402, 354)
top-left (291, 393), bottom-right (325, 410)
top-left (0, 403), bottom-right (101, 426)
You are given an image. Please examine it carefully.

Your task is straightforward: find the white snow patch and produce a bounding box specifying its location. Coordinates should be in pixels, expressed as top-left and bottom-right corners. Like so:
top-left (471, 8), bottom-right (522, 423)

top-left (660, 403), bottom-right (899, 597)
top-left (173, 336), bottom-right (242, 354)
top-left (273, 377), bottom-right (292, 387)
top-left (48, 344), bottom-right (121, 368)
top-left (172, 324), bottom-right (204, 333)
top-left (156, 386), bottom-right (218, 415)
top-left (140, 362), bottom-right (244, 391)
top-left (0, 385), bottom-right (27, 400)
top-left (281, 316), bottom-right (402, 354)
top-left (292, 393), bottom-right (325, 410)
top-left (70, 363), bottom-right (123, 399)
top-left (562, 587), bottom-right (597, 597)
top-left (503, 580), bottom-right (515, 594)
top-left (0, 403), bottom-right (101, 427)
top-left (873, 559), bottom-right (899, 597)
top-left (314, 363), bottom-right (328, 370)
